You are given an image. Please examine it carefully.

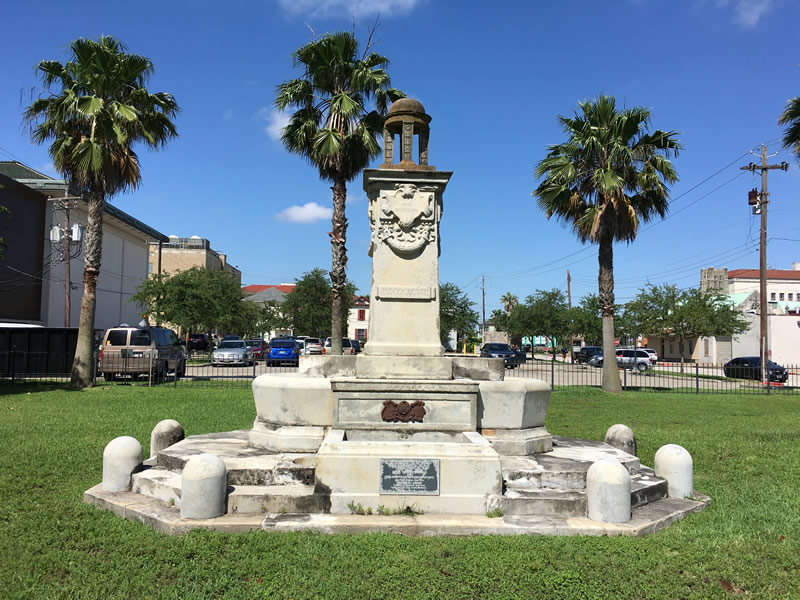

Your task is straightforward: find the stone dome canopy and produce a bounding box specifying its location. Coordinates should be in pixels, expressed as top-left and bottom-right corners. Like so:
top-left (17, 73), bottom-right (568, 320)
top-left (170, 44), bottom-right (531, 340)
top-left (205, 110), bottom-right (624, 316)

top-left (388, 97), bottom-right (427, 116)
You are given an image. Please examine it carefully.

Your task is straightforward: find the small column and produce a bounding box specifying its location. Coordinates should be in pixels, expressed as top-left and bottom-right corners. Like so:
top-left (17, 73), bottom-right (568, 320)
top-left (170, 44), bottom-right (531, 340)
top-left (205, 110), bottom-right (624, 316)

top-left (150, 419), bottom-right (184, 458)
top-left (604, 424), bottom-right (637, 456)
top-left (383, 130), bottom-right (393, 165)
top-left (419, 128), bottom-right (429, 166)
top-left (102, 436), bottom-right (143, 492)
top-left (401, 121), bottom-right (414, 162)
top-left (586, 459), bottom-right (631, 523)
top-left (654, 444), bottom-right (694, 498)
top-left (181, 453), bottom-right (227, 519)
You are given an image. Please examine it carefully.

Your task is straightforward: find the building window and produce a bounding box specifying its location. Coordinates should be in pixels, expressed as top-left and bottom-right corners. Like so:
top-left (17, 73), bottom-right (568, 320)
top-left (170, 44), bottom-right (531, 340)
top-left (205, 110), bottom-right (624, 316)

top-left (148, 262), bottom-right (153, 274)
top-left (669, 341), bottom-right (673, 354)
top-left (358, 309), bottom-right (366, 321)
top-left (779, 293), bottom-right (785, 301)
top-left (770, 292), bottom-right (776, 301)
top-left (704, 338), bottom-right (710, 357)
top-left (688, 340), bottom-right (694, 354)
top-left (356, 328), bottom-right (367, 341)
top-left (789, 293), bottom-right (794, 301)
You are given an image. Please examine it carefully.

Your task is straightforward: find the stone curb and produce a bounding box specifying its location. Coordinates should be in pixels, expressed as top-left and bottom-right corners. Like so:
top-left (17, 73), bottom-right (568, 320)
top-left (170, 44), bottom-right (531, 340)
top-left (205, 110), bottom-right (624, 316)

top-left (83, 484), bottom-right (710, 537)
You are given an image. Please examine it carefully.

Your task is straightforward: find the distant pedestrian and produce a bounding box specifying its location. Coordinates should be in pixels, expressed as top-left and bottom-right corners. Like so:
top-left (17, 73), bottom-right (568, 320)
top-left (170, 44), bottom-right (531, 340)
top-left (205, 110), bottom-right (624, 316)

top-left (561, 347), bottom-right (567, 361)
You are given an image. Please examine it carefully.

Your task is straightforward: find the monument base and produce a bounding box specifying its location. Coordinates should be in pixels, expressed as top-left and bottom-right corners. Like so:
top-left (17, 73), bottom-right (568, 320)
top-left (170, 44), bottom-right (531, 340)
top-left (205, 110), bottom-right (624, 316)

top-left (314, 429), bottom-right (502, 514)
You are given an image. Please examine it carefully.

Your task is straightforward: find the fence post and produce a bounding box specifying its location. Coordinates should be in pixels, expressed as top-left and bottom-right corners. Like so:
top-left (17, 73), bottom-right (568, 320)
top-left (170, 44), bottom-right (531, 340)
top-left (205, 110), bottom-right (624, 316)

top-left (623, 364), bottom-right (627, 391)
top-left (550, 355), bottom-right (555, 391)
top-left (92, 347), bottom-right (98, 387)
top-left (10, 347), bottom-right (15, 384)
top-left (695, 363), bottom-right (699, 394)
top-left (253, 356), bottom-right (257, 379)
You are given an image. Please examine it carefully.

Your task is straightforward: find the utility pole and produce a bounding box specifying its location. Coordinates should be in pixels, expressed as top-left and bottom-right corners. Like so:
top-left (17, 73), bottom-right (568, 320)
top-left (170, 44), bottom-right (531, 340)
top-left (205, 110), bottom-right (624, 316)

top-left (740, 144), bottom-right (788, 385)
top-left (48, 191), bottom-right (82, 327)
top-left (567, 269), bottom-right (573, 362)
top-left (481, 274), bottom-right (486, 339)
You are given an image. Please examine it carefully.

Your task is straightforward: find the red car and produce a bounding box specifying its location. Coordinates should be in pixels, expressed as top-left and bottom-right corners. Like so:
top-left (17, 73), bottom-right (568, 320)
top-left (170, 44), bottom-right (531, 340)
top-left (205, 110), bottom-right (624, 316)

top-left (246, 339), bottom-right (266, 361)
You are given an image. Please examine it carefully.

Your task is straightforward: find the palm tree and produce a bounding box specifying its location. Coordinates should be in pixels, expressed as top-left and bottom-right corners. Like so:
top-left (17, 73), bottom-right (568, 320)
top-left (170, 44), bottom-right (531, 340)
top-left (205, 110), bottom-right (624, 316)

top-left (275, 31), bottom-right (403, 355)
top-left (533, 96), bottom-right (680, 393)
top-left (778, 97), bottom-right (800, 161)
top-left (500, 292), bottom-right (518, 314)
top-left (24, 36), bottom-right (179, 388)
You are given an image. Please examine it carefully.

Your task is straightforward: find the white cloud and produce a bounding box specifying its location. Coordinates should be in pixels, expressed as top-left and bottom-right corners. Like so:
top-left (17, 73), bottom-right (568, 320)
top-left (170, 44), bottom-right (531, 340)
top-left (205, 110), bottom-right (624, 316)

top-left (258, 107), bottom-right (290, 141)
top-left (274, 202), bottom-right (333, 223)
top-left (277, 0), bottom-right (421, 18)
top-left (711, 0), bottom-right (773, 27)
top-left (732, 0), bottom-right (772, 27)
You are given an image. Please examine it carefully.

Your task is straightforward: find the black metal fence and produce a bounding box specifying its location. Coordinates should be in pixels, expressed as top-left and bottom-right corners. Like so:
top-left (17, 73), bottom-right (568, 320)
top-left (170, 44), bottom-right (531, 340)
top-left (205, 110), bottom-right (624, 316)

top-left (505, 357), bottom-right (799, 394)
top-left (1, 350), bottom-right (796, 394)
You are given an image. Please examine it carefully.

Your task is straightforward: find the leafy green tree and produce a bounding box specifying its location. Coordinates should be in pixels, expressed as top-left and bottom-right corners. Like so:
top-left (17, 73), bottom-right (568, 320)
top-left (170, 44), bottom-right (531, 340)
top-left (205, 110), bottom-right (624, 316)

top-left (571, 294), bottom-right (603, 346)
top-left (281, 268), bottom-right (356, 340)
top-left (533, 95), bottom-right (680, 392)
top-left (508, 289), bottom-right (571, 357)
top-left (632, 283), bottom-right (750, 372)
top-left (24, 36), bottom-right (179, 388)
top-left (132, 267), bottom-right (242, 336)
top-left (490, 309), bottom-right (509, 332)
top-left (275, 31), bottom-right (404, 355)
top-left (439, 282), bottom-right (479, 349)
top-left (778, 97), bottom-right (800, 162)
top-left (500, 292), bottom-right (518, 314)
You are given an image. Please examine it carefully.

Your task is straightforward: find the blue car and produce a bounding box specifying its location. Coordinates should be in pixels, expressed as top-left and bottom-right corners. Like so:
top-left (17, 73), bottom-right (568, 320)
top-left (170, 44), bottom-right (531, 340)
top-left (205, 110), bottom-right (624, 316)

top-left (267, 338), bottom-right (299, 366)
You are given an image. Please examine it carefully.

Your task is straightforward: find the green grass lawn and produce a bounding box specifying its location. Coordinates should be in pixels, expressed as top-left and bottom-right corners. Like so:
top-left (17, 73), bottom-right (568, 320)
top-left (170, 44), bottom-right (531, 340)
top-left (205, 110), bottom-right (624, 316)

top-left (1, 383), bottom-right (798, 599)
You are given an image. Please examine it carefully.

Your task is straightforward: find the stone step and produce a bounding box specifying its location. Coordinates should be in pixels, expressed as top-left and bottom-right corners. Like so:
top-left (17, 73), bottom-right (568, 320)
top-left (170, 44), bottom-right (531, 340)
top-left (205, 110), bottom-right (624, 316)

top-left (155, 430), bottom-right (316, 486)
top-left (132, 468), bottom-right (183, 507)
top-left (227, 484), bottom-right (327, 514)
top-left (631, 468), bottom-right (668, 508)
top-left (498, 489), bottom-right (587, 517)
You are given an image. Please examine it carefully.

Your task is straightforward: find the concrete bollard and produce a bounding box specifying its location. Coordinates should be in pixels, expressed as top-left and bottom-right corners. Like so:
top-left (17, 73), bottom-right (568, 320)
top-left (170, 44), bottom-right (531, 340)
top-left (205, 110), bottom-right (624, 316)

top-left (586, 459), bottom-right (631, 523)
top-left (180, 453), bottom-right (227, 519)
top-left (102, 436), bottom-right (143, 492)
top-left (150, 419), bottom-right (184, 458)
top-left (605, 424), bottom-right (637, 456)
top-left (654, 444), bottom-right (694, 498)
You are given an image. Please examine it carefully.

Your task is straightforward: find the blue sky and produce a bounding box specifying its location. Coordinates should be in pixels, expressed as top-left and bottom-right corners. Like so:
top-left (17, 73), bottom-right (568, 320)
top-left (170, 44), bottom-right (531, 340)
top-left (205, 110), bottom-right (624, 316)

top-left (2, 0), bottom-right (799, 317)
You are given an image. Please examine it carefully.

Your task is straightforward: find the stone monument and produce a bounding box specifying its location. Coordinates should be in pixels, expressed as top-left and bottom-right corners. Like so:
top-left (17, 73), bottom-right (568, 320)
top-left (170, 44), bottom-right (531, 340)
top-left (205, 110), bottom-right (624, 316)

top-left (84, 98), bottom-right (709, 536)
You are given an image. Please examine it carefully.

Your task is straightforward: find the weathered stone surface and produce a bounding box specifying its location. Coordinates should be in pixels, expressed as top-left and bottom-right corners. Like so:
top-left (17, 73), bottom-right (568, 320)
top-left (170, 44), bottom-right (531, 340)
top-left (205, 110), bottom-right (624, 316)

top-left (451, 356), bottom-right (504, 381)
top-left (654, 444), bottom-right (694, 499)
top-left (103, 436), bottom-right (143, 492)
top-left (482, 427), bottom-right (552, 456)
top-left (586, 459), bottom-right (631, 523)
top-left (314, 429), bottom-right (501, 514)
top-left (604, 424), bottom-right (637, 456)
top-left (297, 355), bottom-right (357, 378)
top-left (362, 170), bottom-right (452, 358)
top-left (355, 355), bottom-right (452, 380)
top-left (478, 379), bottom-right (550, 430)
top-left (249, 422), bottom-right (326, 453)
top-left (150, 419), bottom-right (184, 458)
top-left (252, 374), bottom-right (333, 427)
top-left (181, 453), bottom-right (227, 520)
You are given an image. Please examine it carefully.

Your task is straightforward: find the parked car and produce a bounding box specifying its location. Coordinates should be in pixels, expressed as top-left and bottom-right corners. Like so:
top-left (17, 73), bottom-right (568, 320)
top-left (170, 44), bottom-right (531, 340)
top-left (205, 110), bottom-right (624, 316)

top-left (212, 340), bottom-right (254, 367)
top-left (296, 339), bottom-right (305, 354)
top-left (222, 334), bottom-right (241, 341)
top-left (245, 339), bottom-right (266, 361)
top-left (723, 357), bottom-right (788, 383)
top-left (576, 346), bottom-right (603, 364)
top-left (187, 333), bottom-right (209, 352)
top-left (616, 349), bottom-right (653, 371)
top-left (588, 353), bottom-right (604, 368)
top-left (352, 339), bottom-right (362, 354)
top-left (267, 338), bottom-right (299, 366)
top-left (303, 337), bottom-right (323, 355)
top-left (99, 325), bottom-right (186, 381)
top-left (480, 343), bottom-right (520, 369)
top-left (640, 348), bottom-right (659, 364)
top-left (323, 338), bottom-right (355, 355)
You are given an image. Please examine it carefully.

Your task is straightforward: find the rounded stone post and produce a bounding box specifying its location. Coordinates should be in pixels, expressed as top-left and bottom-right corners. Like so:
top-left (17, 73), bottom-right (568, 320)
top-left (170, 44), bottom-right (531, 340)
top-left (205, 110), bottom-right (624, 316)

top-left (102, 436), bottom-right (143, 492)
top-left (150, 419), bottom-right (184, 458)
top-left (586, 459), bottom-right (631, 523)
top-left (654, 444), bottom-right (694, 498)
top-left (180, 453), bottom-right (227, 519)
top-left (605, 424), bottom-right (637, 456)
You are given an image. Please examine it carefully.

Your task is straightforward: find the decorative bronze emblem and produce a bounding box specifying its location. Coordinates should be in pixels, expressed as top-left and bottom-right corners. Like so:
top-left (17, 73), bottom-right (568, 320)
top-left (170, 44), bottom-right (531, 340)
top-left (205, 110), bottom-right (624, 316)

top-left (381, 400), bottom-right (426, 423)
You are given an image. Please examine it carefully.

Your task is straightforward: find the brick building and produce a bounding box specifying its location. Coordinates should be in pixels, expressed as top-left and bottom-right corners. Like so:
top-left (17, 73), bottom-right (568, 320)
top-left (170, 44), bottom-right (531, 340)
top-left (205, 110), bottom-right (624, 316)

top-left (148, 236), bottom-right (241, 284)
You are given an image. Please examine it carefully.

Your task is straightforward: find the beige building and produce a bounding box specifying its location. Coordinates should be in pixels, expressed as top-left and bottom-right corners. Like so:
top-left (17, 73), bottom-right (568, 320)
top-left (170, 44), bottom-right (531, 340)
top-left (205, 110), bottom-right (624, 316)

top-left (148, 236), bottom-right (241, 284)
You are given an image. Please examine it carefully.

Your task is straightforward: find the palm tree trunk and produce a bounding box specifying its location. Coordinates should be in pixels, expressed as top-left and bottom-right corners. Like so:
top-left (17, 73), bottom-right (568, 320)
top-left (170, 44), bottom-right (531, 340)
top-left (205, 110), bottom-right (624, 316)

top-left (71, 189), bottom-right (105, 388)
top-left (598, 233), bottom-right (622, 393)
top-left (329, 176), bottom-right (348, 355)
